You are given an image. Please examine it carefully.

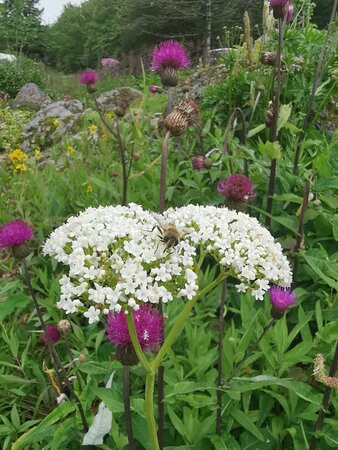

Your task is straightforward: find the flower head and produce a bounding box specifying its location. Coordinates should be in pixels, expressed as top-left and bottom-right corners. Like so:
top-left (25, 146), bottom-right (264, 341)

top-left (192, 156), bottom-right (204, 171)
top-left (269, 286), bottom-right (295, 318)
top-left (149, 85), bottom-right (162, 94)
top-left (0, 220), bottom-right (33, 248)
top-left (101, 58), bottom-right (119, 69)
top-left (58, 319), bottom-right (71, 333)
top-left (41, 324), bottom-right (60, 344)
top-left (150, 40), bottom-right (190, 72)
top-left (15, 164), bottom-right (27, 172)
top-left (217, 174), bottom-right (255, 203)
top-left (8, 149), bottom-right (28, 164)
top-left (44, 204), bottom-right (292, 322)
top-left (107, 306), bottom-right (163, 352)
top-left (80, 69), bottom-right (99, 86)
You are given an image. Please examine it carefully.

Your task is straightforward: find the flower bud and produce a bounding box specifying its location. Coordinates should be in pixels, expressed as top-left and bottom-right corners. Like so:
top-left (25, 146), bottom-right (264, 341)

top-left (58, 319), bottom-right (71, 333)
top-left (203, 157), bottom-right (212, 169)
top-left (79, 354), bottom-right (86, 363)
top-left (160, 67), bottom-right (178, 87)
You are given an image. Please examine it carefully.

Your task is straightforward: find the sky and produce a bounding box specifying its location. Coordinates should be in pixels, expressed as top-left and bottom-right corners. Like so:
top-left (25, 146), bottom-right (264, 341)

top-left (40, 0), bottom-right (84, 24)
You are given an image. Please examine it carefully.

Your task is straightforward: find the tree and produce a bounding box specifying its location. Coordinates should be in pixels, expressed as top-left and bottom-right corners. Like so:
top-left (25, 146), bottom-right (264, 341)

top-left (0, 0), bottom-right (43, 56)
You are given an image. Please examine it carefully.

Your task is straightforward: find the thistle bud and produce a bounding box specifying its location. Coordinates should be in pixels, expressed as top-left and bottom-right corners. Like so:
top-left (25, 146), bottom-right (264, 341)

top-left (79, 354), bottom-right (86, 363)
top-left (203, 157), bottom-right (212, 169)
top-left (58, 319), bottom-right (71, 333)
top-left (160, 67), bottom-right (179, 87)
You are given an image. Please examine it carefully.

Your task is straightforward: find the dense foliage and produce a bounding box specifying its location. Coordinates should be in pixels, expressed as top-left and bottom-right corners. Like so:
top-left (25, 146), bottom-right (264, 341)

top-left (0, 1), bottom-right (337, 449)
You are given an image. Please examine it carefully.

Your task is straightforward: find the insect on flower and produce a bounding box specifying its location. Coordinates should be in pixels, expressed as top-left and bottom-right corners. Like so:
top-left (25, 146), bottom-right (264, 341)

top-left (151, 222), bottom-right (186, 251)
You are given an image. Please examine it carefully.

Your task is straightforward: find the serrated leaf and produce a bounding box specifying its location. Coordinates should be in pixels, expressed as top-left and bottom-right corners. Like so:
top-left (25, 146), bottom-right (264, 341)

top-left (258, 141), bottom-right (282, 159)
top-left (277, 104), bottom-right (292, 133)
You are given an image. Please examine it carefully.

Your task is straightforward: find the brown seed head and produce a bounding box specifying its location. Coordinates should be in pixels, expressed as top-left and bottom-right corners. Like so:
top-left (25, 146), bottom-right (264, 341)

top-left (58, 319), bottom-right (71, 333)
top-left (164, 110), bottom-right (189, 135)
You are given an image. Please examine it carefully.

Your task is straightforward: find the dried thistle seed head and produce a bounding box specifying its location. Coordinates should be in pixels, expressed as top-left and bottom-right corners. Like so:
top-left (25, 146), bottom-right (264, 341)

top-left (58, 319), bottom-right (71, 333)
top-left (260, 51), bottom-right (277, 67)
top-left (177, 99), bottom-right (201, 125)
top-left (164, 110), bottom-right (189, 135)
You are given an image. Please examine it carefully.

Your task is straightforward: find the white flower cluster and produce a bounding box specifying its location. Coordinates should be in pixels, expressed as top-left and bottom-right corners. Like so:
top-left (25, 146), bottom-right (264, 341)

top-left (43, 203), bottom-right (292, 323)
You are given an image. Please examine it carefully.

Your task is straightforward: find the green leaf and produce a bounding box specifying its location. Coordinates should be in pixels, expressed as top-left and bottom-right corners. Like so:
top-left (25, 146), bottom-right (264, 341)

top-left (92, 388), bottom-right (124, 413)
top-left (229, 408), bottom-right (264, 441)
top-left (0, 294), bottom-right (30, 321)
top-left (247, 124), bottom-right (266, 138)
top-left (277, 104), bottom-right (292, 133)
top-left (258, 141), bottom-right (282, 159)
top-left (332, 215), bottom-right (338, 241)
top-left (12, 403), bottom-right (75, 449)
top-left (301, 254), bottom-right (338, 290)
top-left (167, 405), bottom-right (190, 441)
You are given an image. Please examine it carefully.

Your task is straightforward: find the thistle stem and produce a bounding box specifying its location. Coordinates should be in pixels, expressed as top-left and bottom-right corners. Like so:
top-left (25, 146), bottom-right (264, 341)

top-left (309, 342), bottom-right (338, 450)
top-left (116, 117), bottom-right (128, 206)
top-left (224, 318), bottom-right (275, 384)
top-left (216, 280), bottom-right (227, 434)
top-left (266, 18), bottom-right (283, 229)
top-left (159, 131), bottom-right (170, 214)
top-left (126, 312), bottom-right (152, 374)
top-left (123, 366), bottom-right (136, 450)
top-left (22, 258), bottom-right (88, 432)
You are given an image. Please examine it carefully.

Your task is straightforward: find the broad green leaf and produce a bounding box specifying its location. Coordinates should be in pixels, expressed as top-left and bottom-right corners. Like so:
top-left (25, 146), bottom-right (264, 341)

top-left (230, 408), bottom-right (264, 441)
top-left (92, 388), bottom-right (124, 414)
top-left (277, 104), bottom-right (292, 133)
top-left (332, 215), bottom-right (338, 241)
top-left (167, 405), bottom-right (190, 441)
top-left (301, 254), bottom-right (338, 290)
top-left (0, 294), bottom-right (30, 321)
top-left (258, 141), bottom-right (282, 159)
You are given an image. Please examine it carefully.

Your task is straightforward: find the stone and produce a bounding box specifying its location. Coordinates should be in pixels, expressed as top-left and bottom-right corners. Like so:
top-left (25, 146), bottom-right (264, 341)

top-left (14, 83), bottom-right (51, 111)
top-left (96, 87), bottom-right (143, 112)
top-left (22, 99), bottom-right (83, 151)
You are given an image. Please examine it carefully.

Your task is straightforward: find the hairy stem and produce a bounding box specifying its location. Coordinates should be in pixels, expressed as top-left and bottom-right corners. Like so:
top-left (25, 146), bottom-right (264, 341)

top-left (309, 342), bottom-right (338, 450)
top-left (146, 372), bottom-right (159, 450)
top-left (266, 18), bottom-right (283, 229)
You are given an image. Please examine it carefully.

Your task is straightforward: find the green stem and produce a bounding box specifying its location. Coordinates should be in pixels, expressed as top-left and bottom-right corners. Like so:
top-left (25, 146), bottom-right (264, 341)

top-left (152, 271), bottom-right (228, 372)
top-left (146, 372), bottom-right (159, 450)
top-left (126, 310), bottom-right (152, 373)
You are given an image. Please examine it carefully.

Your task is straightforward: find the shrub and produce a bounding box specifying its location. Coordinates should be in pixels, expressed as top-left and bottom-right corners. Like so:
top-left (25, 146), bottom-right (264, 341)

top-left (0, 56), bottom-right (46, 97)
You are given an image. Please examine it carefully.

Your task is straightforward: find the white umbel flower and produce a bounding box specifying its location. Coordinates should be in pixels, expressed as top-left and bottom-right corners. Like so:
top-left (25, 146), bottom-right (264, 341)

top-left (44, 204), bottom-right (292, 323)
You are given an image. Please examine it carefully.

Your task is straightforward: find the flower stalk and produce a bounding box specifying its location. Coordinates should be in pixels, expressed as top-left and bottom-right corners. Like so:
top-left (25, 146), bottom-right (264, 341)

top-left (159, 131), bottom-right (170, 213)
top-left (22, 258), bottom-right (88, 432)
top-left (266, 18), bottom-right (284, 229)
top-left (216, 280), bottom-right (227, 434)
top-left (123, 366), bottom-right (136, 450)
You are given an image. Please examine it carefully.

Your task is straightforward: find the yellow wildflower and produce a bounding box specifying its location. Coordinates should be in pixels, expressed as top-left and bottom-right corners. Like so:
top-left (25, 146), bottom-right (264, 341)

top-left (15, 164), bottom-right (27, 172)
top-left (87, 184), bottom-right (93, 193)
top-left (35, 149), bottom-right (41, 160)
top-left (53, 119), bottom-right (59, 127)
top-left (88, 124), bottom-right (98, 135)
top-left (67, 146), bottom-right (75, 154)
top-left (105, 112), bottom-right (112, 120)
top-left (8, 149), bottom-right (28, 163)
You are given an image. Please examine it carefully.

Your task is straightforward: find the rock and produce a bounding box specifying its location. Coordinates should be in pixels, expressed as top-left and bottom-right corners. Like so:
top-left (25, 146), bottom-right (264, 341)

top-left (22, 99), bottom-right (83, 151)
top-left (14, 83), bottom-right (51, 111)
top-left (96, 87), bottom-right (143, 112)
top-left (0, 53), bottom-right (17, 62)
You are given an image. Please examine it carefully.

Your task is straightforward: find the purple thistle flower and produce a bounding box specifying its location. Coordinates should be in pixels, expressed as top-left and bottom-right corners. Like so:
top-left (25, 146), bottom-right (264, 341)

top-left (101, 58), bottom-right (119, 69)
top-left (80, 69), bottom-right (99, 85)
top-left (192, 156), bottom-right (204, 171)
top-left (107, 306), bottom-right (163, 352)
top-left (217, 174), bottom-right (255, 203)
top-left (0, 220), bottom-right (33, 248)
top-left (269, 286), bottom-right (295, 319)
top-left (286, 3), bottom-right (294, 22)
top-left (150, 40), bottom-right (190, 72)
top-left (269, 0), bottom-right (288, 5)
top-left (41, 324), bottom-right (60, 345)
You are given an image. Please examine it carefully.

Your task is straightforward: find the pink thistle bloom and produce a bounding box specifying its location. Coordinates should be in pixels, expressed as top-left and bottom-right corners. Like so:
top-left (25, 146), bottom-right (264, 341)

top-left (41, 324), bottom-right (60, 345)
top-left (150, 40), bottom-right (190, 72)
top-left (0, 220), bottom-right (33, 248)
top-left (269, 0), bottom-right (288, 5)
top-left (107, 306), bottom-right (163, 352)
top-left (269, 286), bottom-right (295, 311)
top-left (192, 156), bottom-right (204, 171)
top-left (101, 58), bottom-right (119, 69)
top-left (217, 174), bottom-right (255, 203)
top-left (80, 69), bottom-right (99, 85)
top-left (286, 3), bottom-right (294, 22)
